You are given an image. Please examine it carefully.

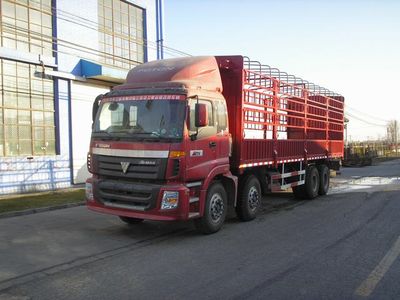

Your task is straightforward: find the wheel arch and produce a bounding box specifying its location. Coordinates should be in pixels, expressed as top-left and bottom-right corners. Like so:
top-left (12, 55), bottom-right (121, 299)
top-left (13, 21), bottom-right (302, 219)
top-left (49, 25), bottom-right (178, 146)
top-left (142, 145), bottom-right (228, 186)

top-left (240, 167), bottom-right (268, 195)
top-left (199, 164), bottom-right (235, 215)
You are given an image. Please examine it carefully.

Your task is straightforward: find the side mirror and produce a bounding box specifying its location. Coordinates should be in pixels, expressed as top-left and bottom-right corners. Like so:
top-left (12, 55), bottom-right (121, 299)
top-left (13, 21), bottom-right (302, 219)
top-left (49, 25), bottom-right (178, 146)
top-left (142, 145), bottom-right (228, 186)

top-left (195, 103), bottom-right (208, 127)
top-left (92, 94), bottom-right (103, 123)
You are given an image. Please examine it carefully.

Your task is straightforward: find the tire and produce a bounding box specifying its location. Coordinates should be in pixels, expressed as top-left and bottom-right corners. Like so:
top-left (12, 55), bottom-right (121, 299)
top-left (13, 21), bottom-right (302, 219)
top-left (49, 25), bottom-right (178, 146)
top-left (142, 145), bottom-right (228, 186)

top-left (292, 184), bottom-right (306, 200)
top-left (194, 182), bottom-right (227, 234)
top-left (119, 216), bottom-right (144, 225)
top-left (318, 164), bottom-right (330, 195)
top-left (236, 175), bottom-right (261, 221)
top-left (304, 165), bottom-right (320, 199)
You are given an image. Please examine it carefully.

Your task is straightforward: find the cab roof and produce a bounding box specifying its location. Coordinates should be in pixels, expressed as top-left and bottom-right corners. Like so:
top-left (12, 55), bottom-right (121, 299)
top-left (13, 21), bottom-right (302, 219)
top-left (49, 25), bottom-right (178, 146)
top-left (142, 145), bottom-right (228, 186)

top-left (114, 56), bottom-right (223, 92)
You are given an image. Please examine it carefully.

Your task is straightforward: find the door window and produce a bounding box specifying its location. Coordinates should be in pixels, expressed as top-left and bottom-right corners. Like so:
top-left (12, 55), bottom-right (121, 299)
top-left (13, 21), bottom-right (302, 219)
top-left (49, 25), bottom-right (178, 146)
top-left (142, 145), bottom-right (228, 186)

top-left (189, 99), bottom-right (216, 139)
top-left (215, 101), bottom-right (228, 133)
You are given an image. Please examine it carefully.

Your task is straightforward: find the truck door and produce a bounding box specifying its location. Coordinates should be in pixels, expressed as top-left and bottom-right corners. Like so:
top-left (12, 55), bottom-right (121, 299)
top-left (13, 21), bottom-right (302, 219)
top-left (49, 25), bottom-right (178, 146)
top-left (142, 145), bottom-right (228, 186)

top-left (215, 99), bottom-right (230, 162)
top-left (186, 98), bottom-right (218, 180)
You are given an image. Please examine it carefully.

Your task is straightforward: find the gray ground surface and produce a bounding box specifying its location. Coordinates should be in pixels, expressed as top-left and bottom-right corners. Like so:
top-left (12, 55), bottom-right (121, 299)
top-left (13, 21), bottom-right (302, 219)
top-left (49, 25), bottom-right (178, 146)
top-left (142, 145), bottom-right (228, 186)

top-left (1, 160), bottom-right (400, 300)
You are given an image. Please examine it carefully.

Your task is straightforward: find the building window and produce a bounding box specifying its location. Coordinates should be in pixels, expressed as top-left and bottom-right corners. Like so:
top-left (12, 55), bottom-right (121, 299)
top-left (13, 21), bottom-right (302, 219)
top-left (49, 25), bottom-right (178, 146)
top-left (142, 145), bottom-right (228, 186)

top-left (98, 0), bottom-right (145, 69)
top-left (0, 0), bottom-right (53, 57)
top-left (0, 59), bottom-right (55, 156)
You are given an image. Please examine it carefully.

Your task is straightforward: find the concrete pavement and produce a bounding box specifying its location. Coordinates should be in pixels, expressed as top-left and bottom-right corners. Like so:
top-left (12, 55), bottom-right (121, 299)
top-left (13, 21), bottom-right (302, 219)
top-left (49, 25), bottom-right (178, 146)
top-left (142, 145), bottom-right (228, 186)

top-left (0, 160), bottom-right (400, 299)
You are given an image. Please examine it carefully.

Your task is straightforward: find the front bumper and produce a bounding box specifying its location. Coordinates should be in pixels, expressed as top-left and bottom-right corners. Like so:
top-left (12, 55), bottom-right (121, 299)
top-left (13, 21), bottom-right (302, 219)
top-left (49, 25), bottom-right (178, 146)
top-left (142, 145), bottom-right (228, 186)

top-left (86, 177), bottom-right (191, 221)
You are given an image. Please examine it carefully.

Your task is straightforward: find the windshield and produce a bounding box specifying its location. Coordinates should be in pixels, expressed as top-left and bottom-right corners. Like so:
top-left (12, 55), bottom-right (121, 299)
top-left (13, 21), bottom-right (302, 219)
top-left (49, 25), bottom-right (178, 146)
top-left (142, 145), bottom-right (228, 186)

top-left (93, 98), bottom-right (186, 141)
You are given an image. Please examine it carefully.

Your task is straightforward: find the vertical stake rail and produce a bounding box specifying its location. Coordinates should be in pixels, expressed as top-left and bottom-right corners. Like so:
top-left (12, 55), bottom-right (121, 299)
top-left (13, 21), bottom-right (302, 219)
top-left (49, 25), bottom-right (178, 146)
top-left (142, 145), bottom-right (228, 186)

top-left (303, 89), bottom-right (309, 162)
top-left (272, 80), bottom-right (279, 140)
top-left (299, 161), bottom-right (306, 181)
top-left (242, 69), bottom-right (247, 161)
top-left (300, 161), bottom-right (303, 181)
top-left (263, 92), bottom-right (269, 140)
top-left (326, 96), bottom-right (329, 157)
top-left (272, 79), bottom-right (279, 166)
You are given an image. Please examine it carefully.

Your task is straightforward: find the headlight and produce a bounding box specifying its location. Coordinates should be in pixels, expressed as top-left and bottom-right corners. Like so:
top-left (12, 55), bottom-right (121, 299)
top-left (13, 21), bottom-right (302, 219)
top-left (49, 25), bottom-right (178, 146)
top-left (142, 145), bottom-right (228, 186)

top-left (161, 191), bottom-right (179, 210)
top-left (85, 182), bottom-right (94, 202)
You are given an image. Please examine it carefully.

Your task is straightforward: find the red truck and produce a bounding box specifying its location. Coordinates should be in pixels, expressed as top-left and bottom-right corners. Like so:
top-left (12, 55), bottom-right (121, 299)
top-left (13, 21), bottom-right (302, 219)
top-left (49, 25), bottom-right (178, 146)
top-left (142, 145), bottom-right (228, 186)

top-left (85, 56), bottom-right (344, 234)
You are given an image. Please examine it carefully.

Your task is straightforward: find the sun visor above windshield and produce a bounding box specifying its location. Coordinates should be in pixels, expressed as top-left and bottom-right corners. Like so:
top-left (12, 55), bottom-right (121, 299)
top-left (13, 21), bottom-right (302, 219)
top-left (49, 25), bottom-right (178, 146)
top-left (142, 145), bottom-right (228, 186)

top-left (102, 94), bottom-right (186, 102)
top-left (115, 56), bottom-right (223, 92)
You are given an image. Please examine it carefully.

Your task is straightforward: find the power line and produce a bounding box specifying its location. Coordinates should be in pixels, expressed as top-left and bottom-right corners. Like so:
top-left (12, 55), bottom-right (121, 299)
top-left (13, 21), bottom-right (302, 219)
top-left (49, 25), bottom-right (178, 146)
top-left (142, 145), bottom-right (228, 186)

top-left (1, 24), bottom-right (139, 68)
top-left (345, 111), bottom-right (387, 127)
top-left (345, 104), bottom-right (390, 123)
top-left (4, 0), bottom-right (191, 59)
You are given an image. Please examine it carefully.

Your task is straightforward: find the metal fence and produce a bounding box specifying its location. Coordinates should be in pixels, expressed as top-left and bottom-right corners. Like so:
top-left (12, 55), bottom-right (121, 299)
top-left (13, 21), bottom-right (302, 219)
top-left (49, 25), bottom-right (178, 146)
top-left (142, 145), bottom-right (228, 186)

top-left (0, 156), bottom-right (71, 195)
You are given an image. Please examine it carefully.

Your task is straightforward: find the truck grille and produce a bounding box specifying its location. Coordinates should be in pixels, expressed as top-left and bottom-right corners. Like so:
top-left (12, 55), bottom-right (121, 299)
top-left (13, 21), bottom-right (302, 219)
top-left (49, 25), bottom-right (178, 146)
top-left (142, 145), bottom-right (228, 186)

top-left (93, 155), bottom-right (167, 180)
top-left (94, 179), bottom-right (161, 211)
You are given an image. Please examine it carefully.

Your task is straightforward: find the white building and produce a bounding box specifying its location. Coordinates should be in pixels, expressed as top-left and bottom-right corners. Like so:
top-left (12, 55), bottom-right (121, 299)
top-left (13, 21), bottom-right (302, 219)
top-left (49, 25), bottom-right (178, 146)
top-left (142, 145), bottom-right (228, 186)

top-left (0, 0), bottom-right (164, 194)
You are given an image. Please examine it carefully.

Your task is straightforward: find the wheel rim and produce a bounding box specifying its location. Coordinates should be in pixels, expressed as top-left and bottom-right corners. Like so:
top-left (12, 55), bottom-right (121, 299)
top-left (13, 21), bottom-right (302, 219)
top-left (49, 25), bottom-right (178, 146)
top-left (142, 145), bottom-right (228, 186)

top-left (248, 186), bottom-right (260, 210)
top-left (324, 173), bottom-right (329, 189)
top-left (312, 173), bottom-right (318, 191)
top-left (209, 193), bottom-right (224, 222)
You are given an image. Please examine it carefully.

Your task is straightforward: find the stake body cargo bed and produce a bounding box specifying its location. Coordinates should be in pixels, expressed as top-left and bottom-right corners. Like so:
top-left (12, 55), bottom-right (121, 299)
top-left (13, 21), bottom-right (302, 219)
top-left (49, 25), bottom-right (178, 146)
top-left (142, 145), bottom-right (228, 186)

top-left (215, 56), bottom-right (344, 170)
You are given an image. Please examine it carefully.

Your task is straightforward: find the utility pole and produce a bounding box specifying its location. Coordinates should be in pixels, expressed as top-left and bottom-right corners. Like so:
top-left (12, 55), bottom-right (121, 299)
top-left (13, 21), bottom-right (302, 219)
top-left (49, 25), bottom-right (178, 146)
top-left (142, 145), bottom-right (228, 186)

top-left (395, 120), bottom-right (398, 155)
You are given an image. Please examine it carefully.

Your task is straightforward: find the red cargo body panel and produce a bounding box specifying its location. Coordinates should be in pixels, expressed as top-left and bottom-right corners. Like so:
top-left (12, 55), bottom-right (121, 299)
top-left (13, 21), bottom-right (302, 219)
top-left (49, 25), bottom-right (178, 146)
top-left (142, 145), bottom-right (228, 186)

top-left (216, 56), bottom-right (344, 170)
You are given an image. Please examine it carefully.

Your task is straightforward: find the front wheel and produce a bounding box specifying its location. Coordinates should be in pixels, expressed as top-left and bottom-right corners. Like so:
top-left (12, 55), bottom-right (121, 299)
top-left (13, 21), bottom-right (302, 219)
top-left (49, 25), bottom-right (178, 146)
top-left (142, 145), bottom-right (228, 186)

top-left (236, 175), bottom-right (261, 221)
top-left (194, 182), bottom-right (227, 234)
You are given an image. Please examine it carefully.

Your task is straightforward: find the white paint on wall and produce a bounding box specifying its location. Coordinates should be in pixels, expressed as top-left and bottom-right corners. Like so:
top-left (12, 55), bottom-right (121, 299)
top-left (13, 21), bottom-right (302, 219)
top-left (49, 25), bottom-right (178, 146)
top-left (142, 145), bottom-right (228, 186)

top-left (71, 81), bottom-right (110, 184)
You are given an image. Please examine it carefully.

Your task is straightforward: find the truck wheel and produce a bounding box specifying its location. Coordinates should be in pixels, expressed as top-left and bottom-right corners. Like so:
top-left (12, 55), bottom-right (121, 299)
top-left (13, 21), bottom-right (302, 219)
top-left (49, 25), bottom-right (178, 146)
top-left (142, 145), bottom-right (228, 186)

top-left (194, 182), bottom-right (227, 234)
top-left (318, 164), bottom-right (330, 195)
top-left (119, 216), bottom-right (144, 224)
top-left (236, 175), bottom-right (261, 221)
top-left (304, 165), bottom-right (320, 199)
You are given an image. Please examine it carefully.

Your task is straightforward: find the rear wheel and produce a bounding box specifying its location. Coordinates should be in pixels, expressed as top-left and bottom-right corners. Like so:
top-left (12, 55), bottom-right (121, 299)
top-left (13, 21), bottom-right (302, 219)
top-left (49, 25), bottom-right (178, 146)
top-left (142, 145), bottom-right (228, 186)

top-left (292, 184), bottom-right (306, 199)
top-left (318, 164), bottom-right (330, 195)
top-left (194, 182), bottom-right (227, 234)
top-left (292, 165), bottom-right (320, 200)
top-left (304, 165), bottom-right (320, 199)
top-left (119, 216), bottom-right (144, 225)
top-left (236, 175), bottom-right (261, 221)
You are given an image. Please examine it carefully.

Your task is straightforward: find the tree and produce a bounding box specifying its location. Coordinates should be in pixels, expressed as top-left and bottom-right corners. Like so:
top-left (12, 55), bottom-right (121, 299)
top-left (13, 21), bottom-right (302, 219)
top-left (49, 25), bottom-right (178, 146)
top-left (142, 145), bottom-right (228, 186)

top-left (387, 120), bottom-right (399, 153)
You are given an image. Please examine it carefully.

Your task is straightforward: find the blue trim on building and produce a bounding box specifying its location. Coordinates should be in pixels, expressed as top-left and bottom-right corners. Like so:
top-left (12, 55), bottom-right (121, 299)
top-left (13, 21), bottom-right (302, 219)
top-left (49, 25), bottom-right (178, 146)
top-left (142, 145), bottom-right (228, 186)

top-left (51, 0), bottom-right (61, 155)
top-left (53, 79), bottom-right (61, 155)
top-left (158, 0), bottom-right (164, 59)
top-left (143, 8), bottom-right (148, 63)
top-left (155, 0), bottom-right (164, 60)
top-left (74, 59), bottom-right (127, 82)
top-left (51, 0), bottom-right (58, 66)
top-left (155, 0), bottom-right (159, 60)
top-left (67, 79), bottom-right (74, 185)
top-left (79, 60), bottom-right (102, 77)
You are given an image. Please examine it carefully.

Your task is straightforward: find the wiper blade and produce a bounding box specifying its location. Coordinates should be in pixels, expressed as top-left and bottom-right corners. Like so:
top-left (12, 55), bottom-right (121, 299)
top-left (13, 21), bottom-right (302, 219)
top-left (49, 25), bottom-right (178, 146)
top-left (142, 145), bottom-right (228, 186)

top-left (130, 131), bottom-right (156, 135)
top-left (93, 131), bottom-right (120, 141)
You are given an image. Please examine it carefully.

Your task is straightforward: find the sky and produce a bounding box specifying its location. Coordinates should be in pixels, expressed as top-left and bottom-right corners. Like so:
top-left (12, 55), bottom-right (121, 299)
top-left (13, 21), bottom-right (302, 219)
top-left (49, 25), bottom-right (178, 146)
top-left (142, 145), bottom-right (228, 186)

top-left (163, 0), bottom-right (400, 141)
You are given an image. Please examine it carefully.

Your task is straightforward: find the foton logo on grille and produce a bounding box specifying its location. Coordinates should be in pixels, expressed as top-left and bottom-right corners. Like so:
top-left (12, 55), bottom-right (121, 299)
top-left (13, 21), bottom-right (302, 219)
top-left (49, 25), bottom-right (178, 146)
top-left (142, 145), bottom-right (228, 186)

top-left (120, 162), bottom-right (130, 174)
